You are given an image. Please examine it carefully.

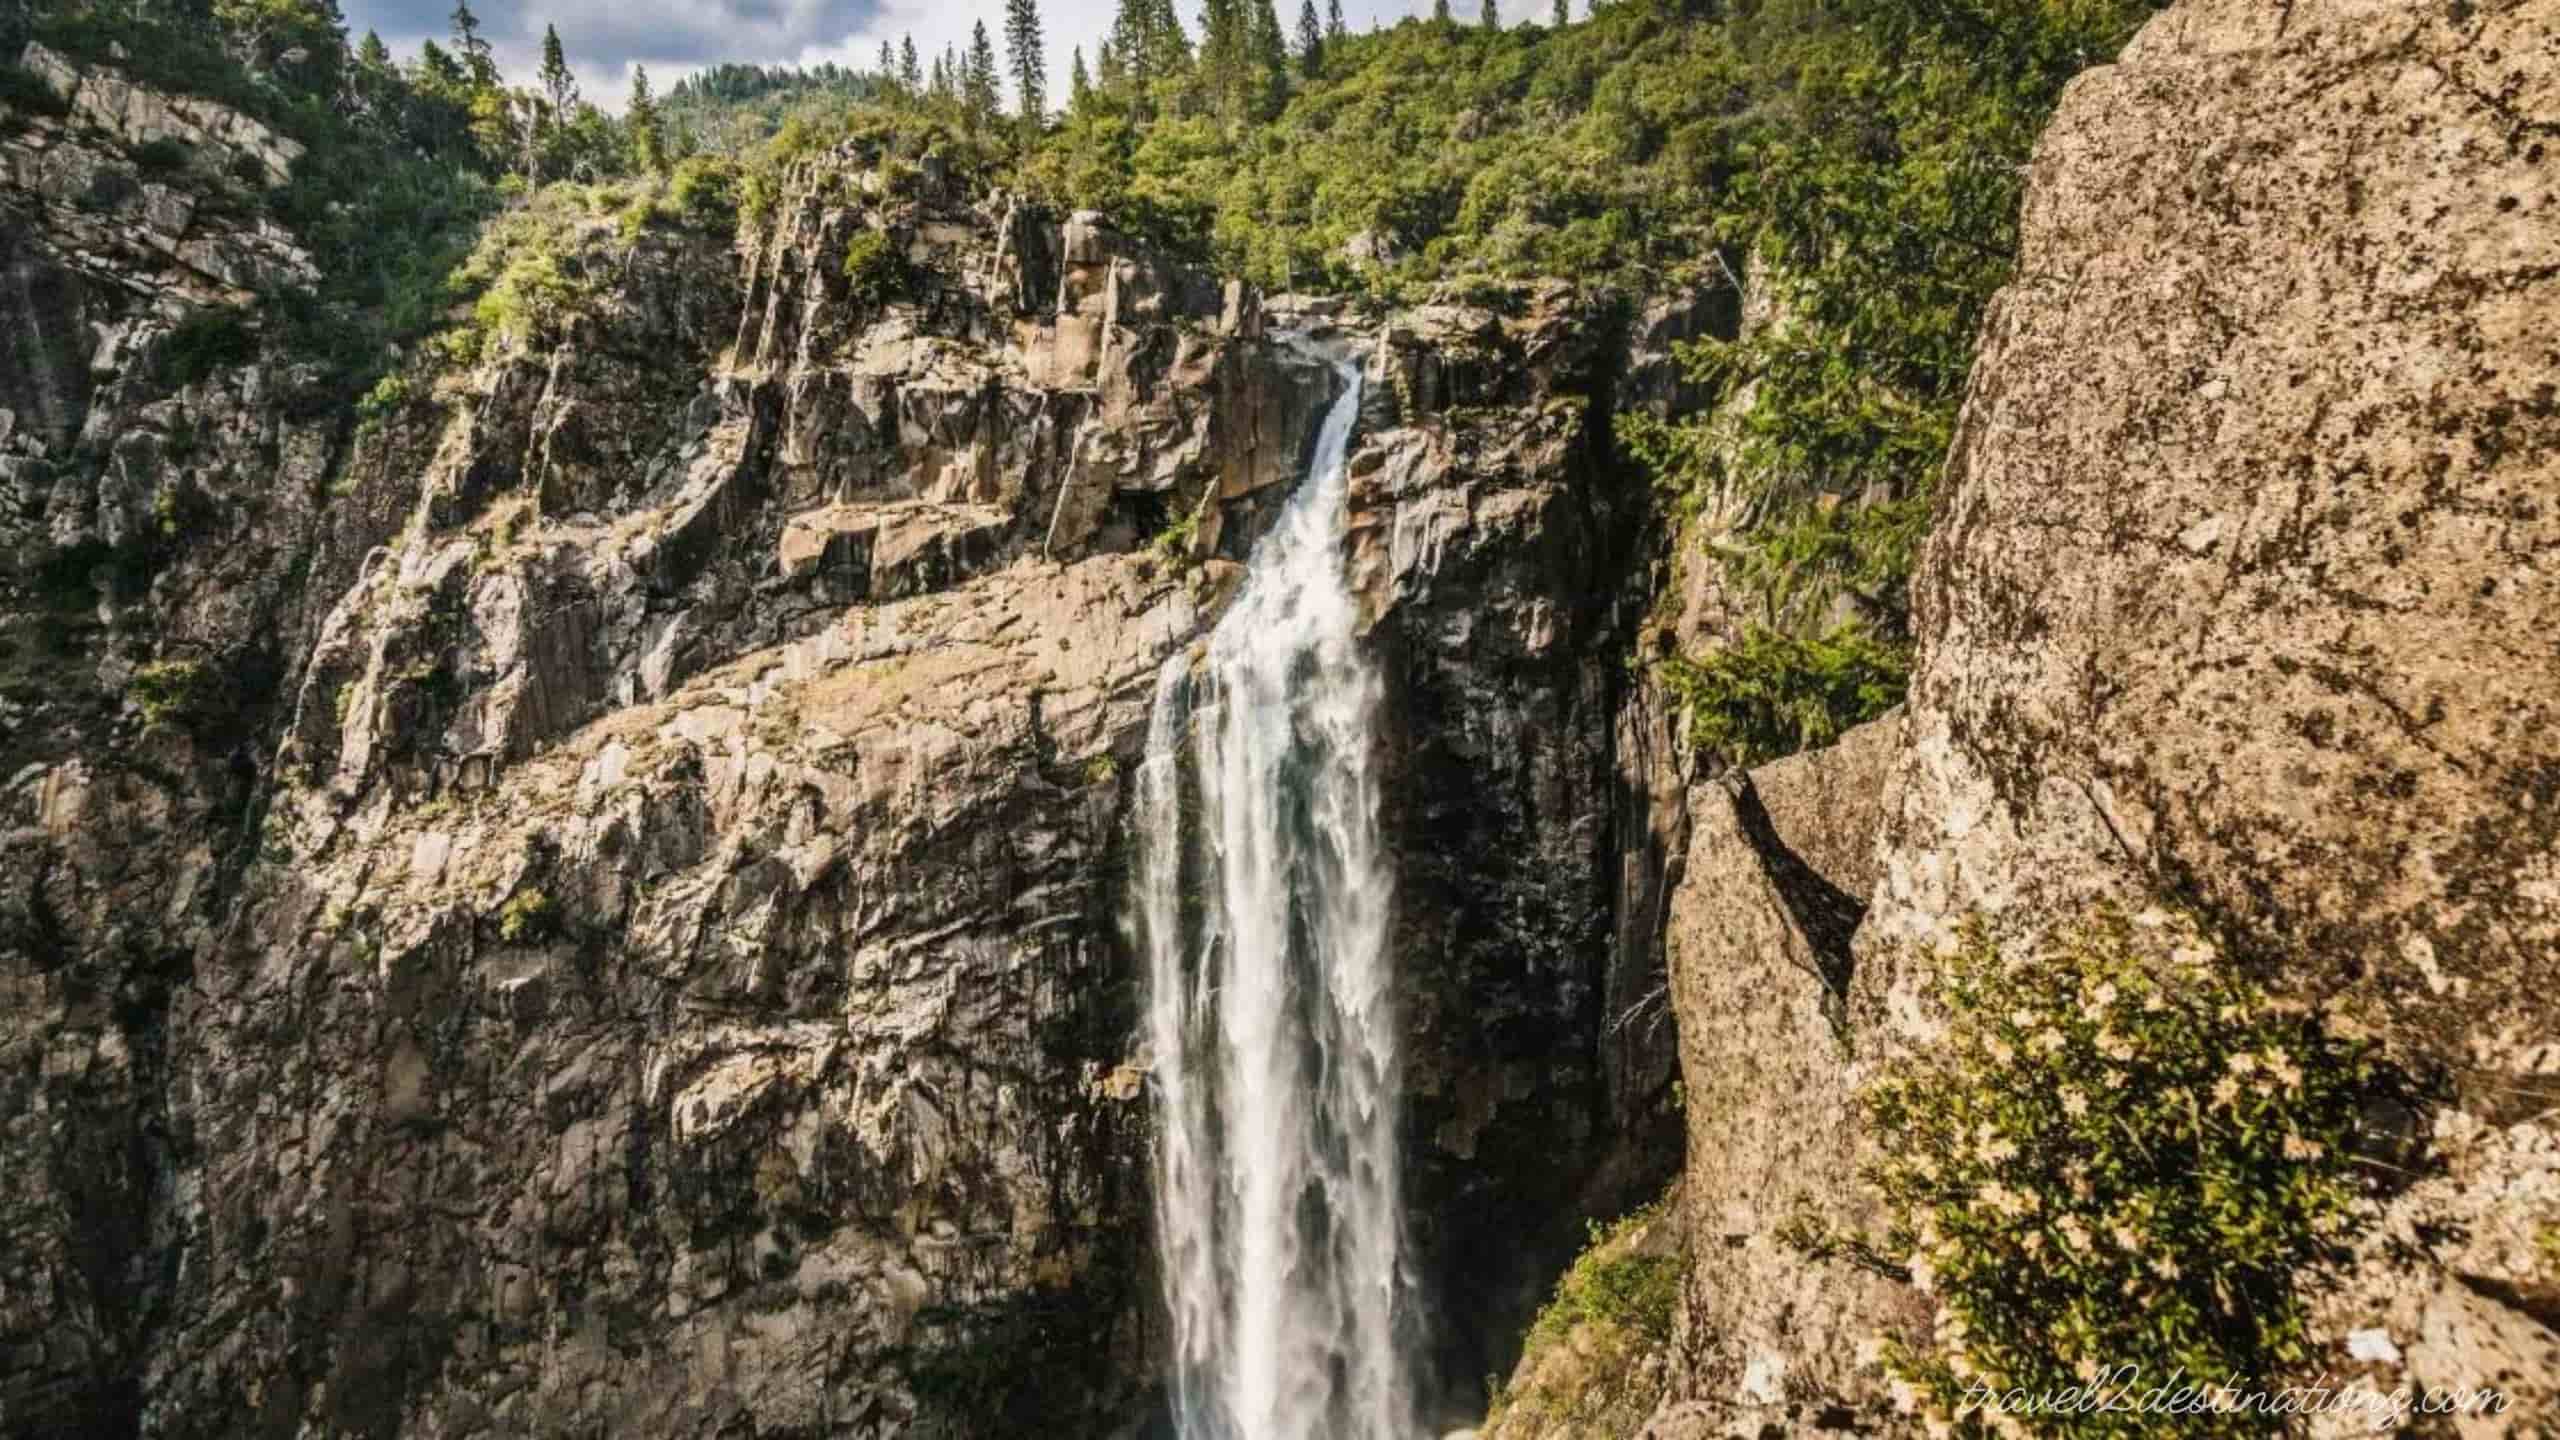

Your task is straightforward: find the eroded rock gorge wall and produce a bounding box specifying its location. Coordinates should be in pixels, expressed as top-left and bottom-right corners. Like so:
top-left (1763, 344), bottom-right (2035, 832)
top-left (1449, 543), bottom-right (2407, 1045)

top-left (4, 51), bottom-right (1683, 1435)
top-left (1647, 1), bottom-right (2558, 1434)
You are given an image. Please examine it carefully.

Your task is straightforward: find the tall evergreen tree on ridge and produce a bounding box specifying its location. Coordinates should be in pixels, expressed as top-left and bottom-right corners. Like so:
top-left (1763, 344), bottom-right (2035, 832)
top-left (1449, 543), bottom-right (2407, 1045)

top-left (1551, 0), bottom-right (1566, 26)
top-left (1004, 0), bottom-right (1047, 123)
top-left (1068, 45), bottom-right (1092, 111)
top-left (1480, 0), bottom-right (1497, 26)
top-left (1432, 0), bottom-right (1452, 24)
top-left (878, 39), bottom-right (895, 77)
top-left (1294, 0), bottom-right (1320, 77)
top-left (899, 34), bottom-right (922, 89)
top-left (964, 21), bottom-right (1000, 128)
top-left (537, 23), bottom-right (576, 116)
top-left (447, 0), bottom-right (496, 88)
top-left (1325, 0), bottom-right (1345, 40)
top-left (1249, 0), bottom-right (1285, 117)
top-left (626, 63), bottom-right (664, 173)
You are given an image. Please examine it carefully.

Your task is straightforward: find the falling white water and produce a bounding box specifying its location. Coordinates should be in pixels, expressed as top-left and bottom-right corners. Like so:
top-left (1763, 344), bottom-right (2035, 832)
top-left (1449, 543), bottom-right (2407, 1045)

top-left (1132, 351), bottom-right (1419, 1440)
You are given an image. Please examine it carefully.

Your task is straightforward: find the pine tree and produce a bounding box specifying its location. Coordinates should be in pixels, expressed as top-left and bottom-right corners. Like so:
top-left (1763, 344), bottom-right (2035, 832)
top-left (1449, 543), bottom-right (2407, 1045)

top-left (1551, 0), bottom-right (1566, 25)
top-left (448, 0), bottom-right (495, 89)
top-left (1480, 0), bottom-right (1497, 26)
top-left (1294, 0), bottom-right (1320, 76)
top-left (1431, 0), bottom-right (1451, 24)
top-left (1197, 0), bottom-right (1239, 115)
top-left (900, 35), bottom-right (921, 90)
top-left (1249, 0), bottom-right (1285, 117)
top-left (1004, 0), bottom-right (1046, 123)
top-left (1068, 46), bottom-right (1092, 111)
top-left (878, 40), bottom-right (894, 78)
top-left (964, 21), bottom-right (1000, 127)
top-left (537, 24), bottom-right (577, 116)
top-left (1326, 0), bottom-right (1345, 40)
top-left (627, 63), bottom-right (664, 173)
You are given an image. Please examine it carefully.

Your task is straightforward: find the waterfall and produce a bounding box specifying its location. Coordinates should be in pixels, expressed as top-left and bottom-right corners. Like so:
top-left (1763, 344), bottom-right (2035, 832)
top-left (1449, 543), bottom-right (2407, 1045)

top-left (1132, 351), bottom-right (1418, 1440)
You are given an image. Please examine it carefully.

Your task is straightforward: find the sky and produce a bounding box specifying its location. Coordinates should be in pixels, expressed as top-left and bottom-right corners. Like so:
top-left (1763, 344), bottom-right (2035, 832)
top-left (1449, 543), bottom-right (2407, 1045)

top-left (342, 0), bottom-right (1564, 114)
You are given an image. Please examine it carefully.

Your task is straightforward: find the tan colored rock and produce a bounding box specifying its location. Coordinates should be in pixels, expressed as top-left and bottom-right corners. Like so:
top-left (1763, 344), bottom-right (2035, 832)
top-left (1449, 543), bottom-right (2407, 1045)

top-left (1850, 0), bottom-right (2559, 1414)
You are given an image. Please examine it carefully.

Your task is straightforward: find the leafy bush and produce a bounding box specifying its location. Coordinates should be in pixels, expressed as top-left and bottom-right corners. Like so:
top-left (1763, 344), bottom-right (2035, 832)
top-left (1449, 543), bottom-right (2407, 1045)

top-left (664, 155), bottom-right (740, 227)
top-left (156, 308), bottom-right (257, 387)
top-left (840, 228), bottom-right (907, 306)
top-left (131, 136), bottom-right (191, 175)
top-left (1488, 1196), bottom-right (1681, 1436)
top-left (130, 658), bottom-right (215, 728)
top-left (1658, 623), bottom-right (1905, 767)
top-left (0, 63), bottom-right (72, 118)
top-left (1848, 909), bottom-right (2385, 1438)
top-left (355, 372), bottom-right (412, 421)
top-left (495, 888), bottom-right (555, 943)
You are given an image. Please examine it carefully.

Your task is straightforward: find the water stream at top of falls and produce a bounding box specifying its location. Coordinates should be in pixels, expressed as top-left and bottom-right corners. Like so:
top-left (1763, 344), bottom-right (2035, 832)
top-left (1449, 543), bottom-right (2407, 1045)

top-left (1131, 350), bottom-right (1420, 1440)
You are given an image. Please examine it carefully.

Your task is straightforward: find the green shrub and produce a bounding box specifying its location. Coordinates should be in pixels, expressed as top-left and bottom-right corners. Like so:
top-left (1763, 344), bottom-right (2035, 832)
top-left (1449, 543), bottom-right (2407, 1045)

top-left (1658, 622), bottom-right (1904, 767)
top-left (355, 372), bottom-right (412, 421)
top-left (840, 228), bottom-right (907, 306)
top-left (0, 63), bottom-right (72, 118)
top-left (495, 888), bottom-right (555, 943)
top-left (131, 136), bottom-right (191, 175)
top-left (665, 155), bottom-right (740, 227)
top-left (1488, 1196), bottom-right (1681, 1435)
top-left (156, 308), bottom-right (257, 387)
top-left (1848, 909), bottom-right (2384, 1437)
top-left (130, 658), bottom-right (215, 728)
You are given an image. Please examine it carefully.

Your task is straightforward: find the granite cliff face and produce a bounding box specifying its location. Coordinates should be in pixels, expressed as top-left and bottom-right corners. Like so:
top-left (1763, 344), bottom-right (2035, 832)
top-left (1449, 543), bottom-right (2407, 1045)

top-left (9, 0), bottom-right (2555, 1432)
top-left (3, 46), bottom-right (1677, 1435)
top-left (1642, 1), bottom-right (2558, 1434)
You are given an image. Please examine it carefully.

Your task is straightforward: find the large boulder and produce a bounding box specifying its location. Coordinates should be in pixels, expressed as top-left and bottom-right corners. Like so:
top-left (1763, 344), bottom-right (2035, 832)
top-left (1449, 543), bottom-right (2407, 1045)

top-left (1856, 0), bottom-right (2558, 1418)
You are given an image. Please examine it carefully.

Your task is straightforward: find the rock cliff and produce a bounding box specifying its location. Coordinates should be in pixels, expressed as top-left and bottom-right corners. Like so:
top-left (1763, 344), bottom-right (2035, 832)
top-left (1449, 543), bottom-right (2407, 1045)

top-left (1645, 0), bottom-right (2558, 1433)
top-left (3, 47), bottom-right (1677, 1435)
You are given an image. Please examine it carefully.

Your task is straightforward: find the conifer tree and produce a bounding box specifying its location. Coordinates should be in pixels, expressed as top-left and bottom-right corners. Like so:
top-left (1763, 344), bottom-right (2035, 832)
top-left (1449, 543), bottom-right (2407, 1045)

top-left (1249, 0), bottom-right (1284, 116)
top-left (1004, 0), bottom-right (1046, 123)
top-left (878, 40), bottom-right (894, 77)
top-left (900, 34), bottom-right (922, 89)
top-left (537, 24), bottom-right (576, 116)
top-left (1068, 46), bottom-right (1092, 111)
top-left (1480, 0), bottom-right (1496, 26)
top-left (1551, 0), bottom-right (1566, 25)
top-left (1326, 0), bottom-right (1345, 39)
top-left (1294, 0), bottom-right (1320, 76)
top-left (964, 21), bottom-right (1000, 127)
top-left (627, 63), bottom-right (664, 173)
top-left (448, 0), bottom-right (495, 88)
top-left (352, 27), bottom-right (392, 110)
top-left (1432, 0), bottom-right (1452, 24)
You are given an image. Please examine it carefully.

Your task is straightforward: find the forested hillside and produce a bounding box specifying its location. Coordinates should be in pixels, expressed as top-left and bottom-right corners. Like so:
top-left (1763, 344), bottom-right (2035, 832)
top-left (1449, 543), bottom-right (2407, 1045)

top-left (4, 0), bottom-right (2156, 765)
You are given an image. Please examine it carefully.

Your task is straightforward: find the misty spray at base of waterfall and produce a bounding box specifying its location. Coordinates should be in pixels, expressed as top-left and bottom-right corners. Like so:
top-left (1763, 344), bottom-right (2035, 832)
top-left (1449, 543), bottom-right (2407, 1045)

top-left (1131, 350), bottom-right (1423, 1440)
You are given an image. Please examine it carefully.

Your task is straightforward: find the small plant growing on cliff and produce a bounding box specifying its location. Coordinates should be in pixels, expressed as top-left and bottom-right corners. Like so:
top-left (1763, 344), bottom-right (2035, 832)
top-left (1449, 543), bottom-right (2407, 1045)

top-left (1856, 909), bottom-right (2385, 1437)
top-left (1658, 622), bottom-right (1903, 767)
top-left (841, 229), bottom-right (908, 307)
top-left (157, 308), bottom-right (256, 387)
top-left (131, 136), bottom-right (191, 176)
top-left (130, 658), bottom-right (215, 728)
top-left (355, 372), bottom-right (411, 423)
top-left (496, 888), bottom-right (556, 944)
top-left (1487, 1195), bottom-right (1682, 1436)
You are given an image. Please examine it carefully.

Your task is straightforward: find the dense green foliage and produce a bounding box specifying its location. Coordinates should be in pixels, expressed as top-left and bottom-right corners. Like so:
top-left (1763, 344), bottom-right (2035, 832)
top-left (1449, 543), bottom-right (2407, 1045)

top-left (1624, 0), bottom-right (2157, 761)
top-left (661, 62), bottom-right (889, 152)
top-left (1486, 1196), bottom-right (1681, 1436)
top-left (1820, 909), bottom-right (2386, 1437)
top-left (30, 0), bottom-right (2150, 768)
top-left (1657, 621), bottom-right (1904, 766)
top-left (22, 0), bottom-right (710, 400)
